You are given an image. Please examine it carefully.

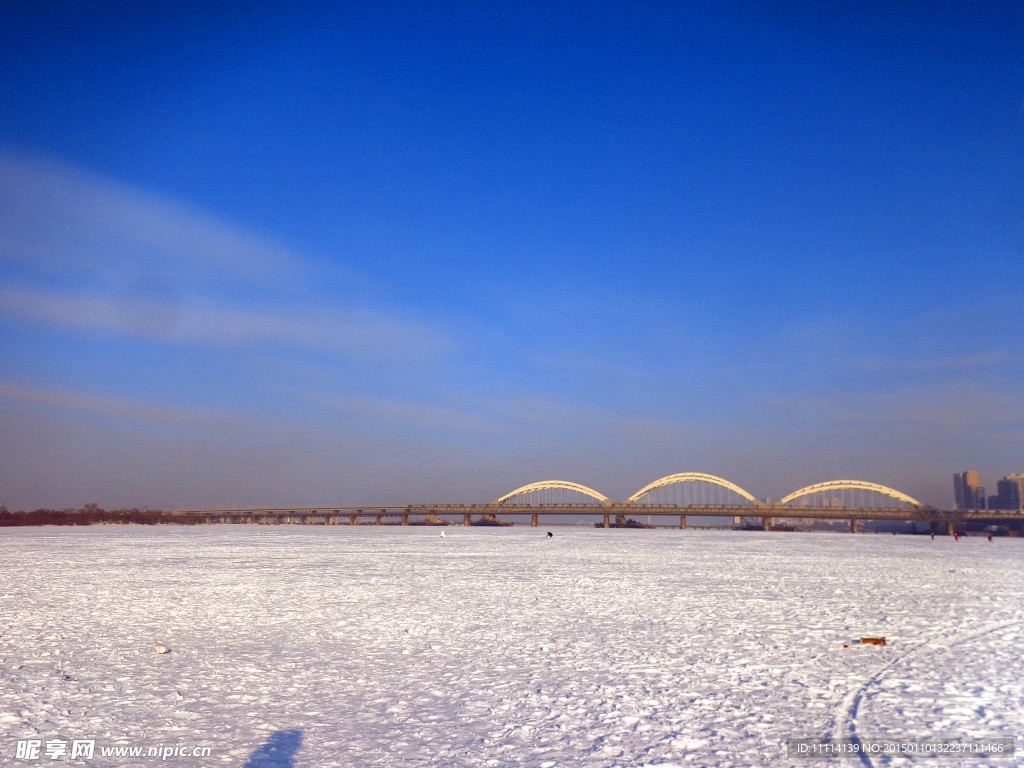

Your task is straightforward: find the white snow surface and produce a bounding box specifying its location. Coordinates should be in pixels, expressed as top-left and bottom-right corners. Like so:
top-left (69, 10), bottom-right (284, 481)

top-left (1, 526), bottom-right (1021, 767)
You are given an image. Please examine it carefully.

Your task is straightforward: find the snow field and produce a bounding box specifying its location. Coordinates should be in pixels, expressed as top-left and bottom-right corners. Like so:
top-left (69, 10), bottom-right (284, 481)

top-left (1, 526), bottom-right (1021, 767)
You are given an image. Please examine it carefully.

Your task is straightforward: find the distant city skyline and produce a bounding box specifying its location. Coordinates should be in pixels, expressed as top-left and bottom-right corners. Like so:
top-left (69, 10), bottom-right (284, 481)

top-left (1, 3), bottom-right (1022, 511)
top-left (954, 470), bottom-right (986, 510)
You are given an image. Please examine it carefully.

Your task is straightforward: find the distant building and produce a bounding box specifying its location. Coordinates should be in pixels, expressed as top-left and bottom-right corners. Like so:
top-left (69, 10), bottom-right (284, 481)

top-left (988, 474), bottom-right (1024, 511)
top-left (953, 470), bottom-right (986, 510)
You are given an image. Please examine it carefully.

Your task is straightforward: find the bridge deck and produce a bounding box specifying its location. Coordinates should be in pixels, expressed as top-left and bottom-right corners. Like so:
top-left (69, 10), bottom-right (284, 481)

top-left (169, 503), bottom-right (1024, 525)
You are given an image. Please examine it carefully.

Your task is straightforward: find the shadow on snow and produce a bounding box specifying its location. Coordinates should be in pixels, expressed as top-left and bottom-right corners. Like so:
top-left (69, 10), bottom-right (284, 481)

top-left (243, 730), bottom-right (302, 768)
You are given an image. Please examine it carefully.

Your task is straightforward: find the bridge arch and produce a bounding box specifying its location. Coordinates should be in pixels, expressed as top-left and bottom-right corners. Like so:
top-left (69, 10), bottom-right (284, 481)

top-left (494, 480), bottom-right (612, 506)
top-left (626, 473), bottom-right (762, 506)
top-left (778, 480), bottom-right (922, 508)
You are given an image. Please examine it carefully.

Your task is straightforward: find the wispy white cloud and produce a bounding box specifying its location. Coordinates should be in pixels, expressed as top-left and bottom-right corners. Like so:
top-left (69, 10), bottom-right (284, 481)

top-left (760, 377), bottom-right (1024, 459)
top-left (0, 378), bottom-right (245, 432)
top-left (308, 392), bottom-right (518, 435)
top-left (0, 150), bottom-right (456, 365)
top-left (0, 283), bottom-right (454, 363)
top-left (0, 150), bottom-right (303, 287)
top-left (532, 349), bottom-right (654, 382)
top-left (826, 382), bottom-right (1024, 430)
top-left (305, 388), bottom-right (696, 455)
top-left (860, 353), bottom-right (1011, 373)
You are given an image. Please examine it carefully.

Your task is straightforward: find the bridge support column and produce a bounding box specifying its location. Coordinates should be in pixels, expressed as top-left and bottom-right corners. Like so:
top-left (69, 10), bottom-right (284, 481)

top-left (761, 517), bottom-right (771, 531)
top-left (464, 513), bottom-right (471, 526)
top-left (375, 514), bottom-right (383, 525)
top-left (349, 514), bottom-right (357, 525)
top-left (603, 514), bottom-right (610, 528)
top-left (850, 519), bottom-right (858, 534)
top-left (401, 513), bottom-right (409, 526)
top-left (532, 513), bottom-right (538, 528)
top-left (426, 512), bottom-right (437, 524)
top-left (947, 521), bottom-right (956, 537)
top-left (679, 515), bottom-right (687, 530)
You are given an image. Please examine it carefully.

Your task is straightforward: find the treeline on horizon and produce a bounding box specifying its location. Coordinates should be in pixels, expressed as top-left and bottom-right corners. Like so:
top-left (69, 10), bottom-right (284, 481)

top-left (0, 503), bottom-right (206, 526)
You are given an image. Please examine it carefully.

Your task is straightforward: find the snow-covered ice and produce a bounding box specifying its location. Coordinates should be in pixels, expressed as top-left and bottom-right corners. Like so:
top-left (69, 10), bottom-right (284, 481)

top-left (1, 526), bottom-right (1021, 767)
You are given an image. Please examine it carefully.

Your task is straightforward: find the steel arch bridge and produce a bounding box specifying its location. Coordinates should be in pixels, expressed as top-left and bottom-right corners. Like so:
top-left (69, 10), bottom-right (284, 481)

top-left (494, 474), bottom-right (924, 509)
top-left (626, 472), bottom-right (762, 506)
top-left (778, 480), bottom-right (923, 508)
top-left (495, 480), bottom-right (612, 506)
top-left (174, 471), bottom-right (1024, 534)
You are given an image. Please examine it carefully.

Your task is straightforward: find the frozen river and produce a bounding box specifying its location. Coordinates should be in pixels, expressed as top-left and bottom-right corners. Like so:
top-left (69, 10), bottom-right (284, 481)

top-left (1, 526), bottom-right (1021, 767)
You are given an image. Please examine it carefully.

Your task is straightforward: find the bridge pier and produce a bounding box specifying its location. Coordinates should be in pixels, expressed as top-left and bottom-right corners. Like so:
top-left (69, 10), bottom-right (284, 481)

top-left (349, 514), bottom-right (357, 525)
top-left (426, 512), bottom-right (438, 524)
top-left (679, 515), bottom-right (686, 530)
top-left (850, 519), bottom-right (858, 534)
top-left (375, 513), bottom-right (384, 525)
top-left (401, 513), bottom-right (409, 526)
top-left (603, 514), bottom-right (610, 528)
top-left (761, 517), bottom-right (771, 531)
top-left (464, 513), bottom-right (472, 526)
top-left (947, 521), bottom-right (956, 537)
top-left (532, 513), bottom-right (538, 528)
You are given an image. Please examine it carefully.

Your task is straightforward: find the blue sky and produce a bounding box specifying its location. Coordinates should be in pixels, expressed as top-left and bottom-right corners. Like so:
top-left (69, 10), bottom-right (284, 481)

top-left (1, 1), bottom-right (1022, 510)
